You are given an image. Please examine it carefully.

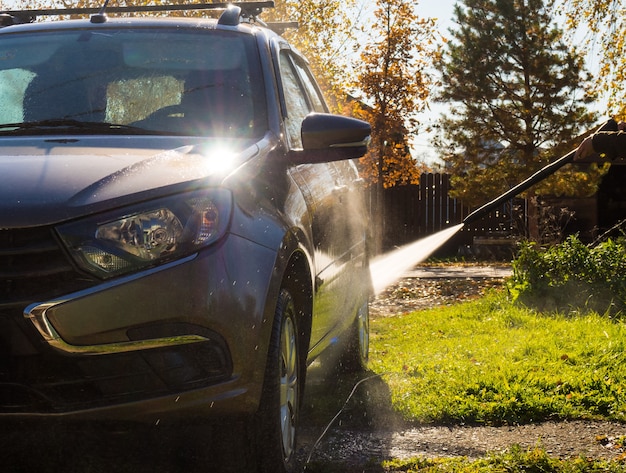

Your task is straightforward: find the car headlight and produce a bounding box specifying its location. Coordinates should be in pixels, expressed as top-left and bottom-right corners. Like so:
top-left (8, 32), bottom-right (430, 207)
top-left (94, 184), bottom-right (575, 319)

top-left (56, 189), bottom-right (232, 279)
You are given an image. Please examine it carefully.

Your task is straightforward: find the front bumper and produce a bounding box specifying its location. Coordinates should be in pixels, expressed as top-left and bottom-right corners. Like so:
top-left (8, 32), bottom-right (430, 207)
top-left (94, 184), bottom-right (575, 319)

top-left (0, 230), bottom-right (278, 422)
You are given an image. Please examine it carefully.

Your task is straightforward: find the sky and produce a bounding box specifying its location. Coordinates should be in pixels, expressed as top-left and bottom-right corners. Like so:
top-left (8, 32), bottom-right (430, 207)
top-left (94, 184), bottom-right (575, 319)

top-left (417, 0), bottom-right (456, 29)
top-left (411, 1), bottom-right (458, 165)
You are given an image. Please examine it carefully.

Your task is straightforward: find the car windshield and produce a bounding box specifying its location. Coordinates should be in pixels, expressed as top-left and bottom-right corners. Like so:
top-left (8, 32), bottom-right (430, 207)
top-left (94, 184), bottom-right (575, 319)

top-left (0, 27), bottom-right (267, 138)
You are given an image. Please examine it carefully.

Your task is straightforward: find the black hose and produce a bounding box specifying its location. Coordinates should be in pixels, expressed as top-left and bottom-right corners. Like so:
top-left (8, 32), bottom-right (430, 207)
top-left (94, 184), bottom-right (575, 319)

top-left (462, 119), bottom-right (618, 225)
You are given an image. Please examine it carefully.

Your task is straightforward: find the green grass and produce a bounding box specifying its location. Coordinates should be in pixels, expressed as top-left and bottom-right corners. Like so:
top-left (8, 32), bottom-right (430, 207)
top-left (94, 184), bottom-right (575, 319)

top-left (369, 289), bottom-right (626, 425)
top-left (383, 445), bottom-right (626, 473)
top-left (303, 288), bottom-right (626, 473)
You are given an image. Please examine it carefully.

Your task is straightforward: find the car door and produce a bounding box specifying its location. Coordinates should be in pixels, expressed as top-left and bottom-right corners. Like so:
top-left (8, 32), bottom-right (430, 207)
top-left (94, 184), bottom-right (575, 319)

top-left (277, 48), bottom-right (368, 353)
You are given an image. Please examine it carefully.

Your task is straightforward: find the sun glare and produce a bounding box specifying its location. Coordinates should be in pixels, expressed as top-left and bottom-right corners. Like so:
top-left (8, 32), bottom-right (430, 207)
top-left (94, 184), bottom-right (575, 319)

top-left (199, 145), bottom-right (239, 176)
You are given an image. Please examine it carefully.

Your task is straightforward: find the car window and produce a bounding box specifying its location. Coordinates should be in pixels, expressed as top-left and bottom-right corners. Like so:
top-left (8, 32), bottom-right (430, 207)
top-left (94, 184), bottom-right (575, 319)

top-left (0, 28), bottom-right (268, 138)
top-left (292, 59), bottom-right (327, 114)
top-left (0, 69), bottom-right (34, 123)
top-left (279, 51), bottom-right (312, 149)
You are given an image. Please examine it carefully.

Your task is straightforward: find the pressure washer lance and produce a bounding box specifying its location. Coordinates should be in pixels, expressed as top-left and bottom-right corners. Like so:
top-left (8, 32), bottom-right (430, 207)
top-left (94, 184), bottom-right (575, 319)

top-left (462, 118), bottom-right (619, 225)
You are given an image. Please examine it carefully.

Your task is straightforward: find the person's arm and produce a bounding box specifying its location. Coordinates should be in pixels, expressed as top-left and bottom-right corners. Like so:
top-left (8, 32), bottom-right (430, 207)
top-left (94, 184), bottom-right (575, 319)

top-left (591, 131), bottom-right (626, 160)
top-left (574, 122), bottom-right (626, 161)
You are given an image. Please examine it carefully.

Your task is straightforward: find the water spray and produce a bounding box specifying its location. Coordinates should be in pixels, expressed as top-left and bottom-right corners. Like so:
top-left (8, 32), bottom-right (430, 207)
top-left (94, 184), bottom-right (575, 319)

top-left (311, 120), bottom-right (618, 466)
top-left (369, 119), bottom-right (618, 294)
top-left (369, 224), bottom-right (463, 294)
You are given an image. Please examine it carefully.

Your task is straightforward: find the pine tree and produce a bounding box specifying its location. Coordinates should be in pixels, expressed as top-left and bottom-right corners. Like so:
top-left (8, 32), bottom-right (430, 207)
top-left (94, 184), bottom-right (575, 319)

top-left (437, 0), bottom-right (602, 209)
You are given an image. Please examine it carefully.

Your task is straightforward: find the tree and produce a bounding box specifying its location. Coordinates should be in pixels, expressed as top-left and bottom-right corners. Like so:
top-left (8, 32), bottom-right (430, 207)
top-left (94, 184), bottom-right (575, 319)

top-left (436, 0), bottom-right (603, 212)
top-left (559, 0), bottom-right (626, 116)
top-left (353, 0), bottom-right (439, 189)
top-left (266, 0), bottom-right (359, 113)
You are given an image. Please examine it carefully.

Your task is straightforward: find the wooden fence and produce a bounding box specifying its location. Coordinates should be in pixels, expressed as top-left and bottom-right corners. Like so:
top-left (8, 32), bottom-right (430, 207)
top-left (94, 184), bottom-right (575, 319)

top-left (370, 173), bottom-right (524, 258)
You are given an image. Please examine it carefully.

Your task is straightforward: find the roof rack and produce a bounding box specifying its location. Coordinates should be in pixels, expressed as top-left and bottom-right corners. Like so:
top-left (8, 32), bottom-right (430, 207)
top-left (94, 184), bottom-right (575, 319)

top-left (0, 2), bottom-right (275, 27)
top-left (265, 21), bottom-right (299, 35)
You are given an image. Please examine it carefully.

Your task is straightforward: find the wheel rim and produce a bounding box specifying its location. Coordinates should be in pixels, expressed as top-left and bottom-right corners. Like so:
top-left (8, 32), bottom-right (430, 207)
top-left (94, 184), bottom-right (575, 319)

top-left (358, 304), bottom-right (369, 362)
top-left (279, 314), bottom-right (298, 461)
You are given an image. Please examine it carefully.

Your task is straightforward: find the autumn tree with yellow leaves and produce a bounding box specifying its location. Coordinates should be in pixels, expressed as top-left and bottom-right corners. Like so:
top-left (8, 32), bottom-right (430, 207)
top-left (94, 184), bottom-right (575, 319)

top-left (560, 0), bottom-right (626, 117)
top-left (352, 0), bottom-right (439, 189)
top-left (265, 0), bottom-right (360, 114)
top-left (269, 0), bottom-right (440, 189)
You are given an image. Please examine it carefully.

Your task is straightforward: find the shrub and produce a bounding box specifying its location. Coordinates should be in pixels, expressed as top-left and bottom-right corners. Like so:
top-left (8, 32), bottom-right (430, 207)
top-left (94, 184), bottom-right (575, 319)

top-left (508, 235), bottom-right (626, 315)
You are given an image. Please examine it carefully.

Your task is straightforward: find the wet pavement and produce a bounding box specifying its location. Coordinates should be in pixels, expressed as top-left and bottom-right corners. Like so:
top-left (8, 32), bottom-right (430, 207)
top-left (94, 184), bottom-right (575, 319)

top-left (370, 264), bottom-right (511, 317)
top-left (404, 264), bottom-right (512, 279)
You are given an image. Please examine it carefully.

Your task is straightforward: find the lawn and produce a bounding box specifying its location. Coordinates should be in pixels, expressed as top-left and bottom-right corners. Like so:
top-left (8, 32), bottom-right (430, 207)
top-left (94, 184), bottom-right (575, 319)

top-left (369, 289), bottom-right (626, 425)
top-left (304, 287), bottom-right (626, 473)
top-left (381, 446), bottom-right (626, 473)
top-left (306, 237), bottom-right (626, 472)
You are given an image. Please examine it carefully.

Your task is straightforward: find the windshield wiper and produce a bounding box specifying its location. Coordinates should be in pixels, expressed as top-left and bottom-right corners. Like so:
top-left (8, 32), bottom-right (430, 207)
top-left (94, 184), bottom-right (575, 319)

top-left (0, 119), bottom-right (163, 135)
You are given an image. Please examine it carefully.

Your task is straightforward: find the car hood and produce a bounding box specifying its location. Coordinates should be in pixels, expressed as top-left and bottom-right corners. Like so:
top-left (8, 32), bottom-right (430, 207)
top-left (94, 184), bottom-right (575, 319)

top-left (0, 135), bottom-right (265, 228)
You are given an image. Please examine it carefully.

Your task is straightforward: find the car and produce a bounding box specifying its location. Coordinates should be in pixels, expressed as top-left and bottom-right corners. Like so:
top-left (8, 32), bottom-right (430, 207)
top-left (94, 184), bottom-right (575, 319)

top-left (0, 2), bottom-right (372, 471)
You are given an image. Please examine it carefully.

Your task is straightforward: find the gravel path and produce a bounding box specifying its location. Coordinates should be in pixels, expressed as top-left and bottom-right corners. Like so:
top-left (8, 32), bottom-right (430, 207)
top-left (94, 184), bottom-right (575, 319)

top-left (301, 420), bottom-right (626, 465)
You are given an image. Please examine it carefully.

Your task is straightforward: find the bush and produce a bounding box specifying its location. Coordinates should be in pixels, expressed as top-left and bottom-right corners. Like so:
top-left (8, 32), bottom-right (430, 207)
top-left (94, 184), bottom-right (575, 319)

top-left (508, 235), bottom-right (626, 315)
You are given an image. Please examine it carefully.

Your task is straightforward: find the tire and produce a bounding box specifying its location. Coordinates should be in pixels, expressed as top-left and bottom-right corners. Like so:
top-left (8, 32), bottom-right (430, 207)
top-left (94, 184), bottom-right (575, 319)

top-left (254, 288), bottom-right (301, 473)
top-left (337, 301), bottom-right (369, 373)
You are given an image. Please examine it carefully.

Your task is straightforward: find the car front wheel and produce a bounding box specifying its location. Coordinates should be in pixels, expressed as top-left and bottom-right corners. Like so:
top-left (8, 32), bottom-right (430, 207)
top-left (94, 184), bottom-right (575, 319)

top-left (255, 288), bottom-right (301, 473)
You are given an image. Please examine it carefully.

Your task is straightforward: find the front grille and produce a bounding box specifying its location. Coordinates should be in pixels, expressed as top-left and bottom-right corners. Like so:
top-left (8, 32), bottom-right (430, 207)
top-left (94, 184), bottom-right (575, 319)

top-left (0, 227), bottom-right (97, 310)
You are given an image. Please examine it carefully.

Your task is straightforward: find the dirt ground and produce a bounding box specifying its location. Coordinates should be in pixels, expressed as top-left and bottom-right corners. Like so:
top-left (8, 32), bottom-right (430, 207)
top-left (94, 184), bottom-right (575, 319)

top-left (298, 270), bottom-right (626, 468)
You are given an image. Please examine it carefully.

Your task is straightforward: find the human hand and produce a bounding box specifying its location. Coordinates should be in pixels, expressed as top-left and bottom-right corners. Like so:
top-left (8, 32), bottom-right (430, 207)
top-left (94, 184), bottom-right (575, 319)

top-left (574, 135), bottom-right (595, 160)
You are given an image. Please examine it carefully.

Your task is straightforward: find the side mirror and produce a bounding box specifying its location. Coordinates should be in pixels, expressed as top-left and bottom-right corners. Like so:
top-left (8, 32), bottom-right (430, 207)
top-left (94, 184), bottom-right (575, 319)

top-left (288, 113), bottom-right (371, 165)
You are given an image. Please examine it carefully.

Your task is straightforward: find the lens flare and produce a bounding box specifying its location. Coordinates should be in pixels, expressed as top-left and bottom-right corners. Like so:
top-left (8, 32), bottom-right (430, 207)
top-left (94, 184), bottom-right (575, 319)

top-left (369, 223), bottom-right (464, 295)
